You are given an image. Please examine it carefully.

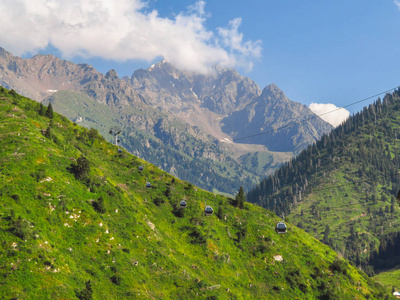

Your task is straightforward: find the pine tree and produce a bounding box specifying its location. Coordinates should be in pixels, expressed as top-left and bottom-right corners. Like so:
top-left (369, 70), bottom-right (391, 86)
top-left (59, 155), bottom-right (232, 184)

top-left (45, 103), bottom-right (54, 119)
top-left (44, 126), bottom-right (52, 139)
top-left (38, 103), bottom-right (46, 116)
top-left (323, 225), bottom-right (330, 244)
top-left (235, 186), bottom-right (246, 209)
top-left (9, 89), bottom-right (17, 97)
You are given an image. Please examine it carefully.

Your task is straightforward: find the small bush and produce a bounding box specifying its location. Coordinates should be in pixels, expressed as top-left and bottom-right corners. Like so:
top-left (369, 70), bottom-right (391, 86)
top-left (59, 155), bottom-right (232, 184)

top-left (189, 228), bottom-right (206, 244)
top-left (76, 280), bottom-right (93, 300)
top-left (31, 169), bottom-right (46, 182)
top-left (11, 194), bottom-right (20, 201)
top-left (10, 216), bottom-right (32, 239)
top-left (70, 156), bottom-right (91, 181)
top-left (216, 207), bottom-right (224, 220)
top-left (172, 205), bottom-right (185, 218)
top-left (164, 187), bottom-right (171, 199)
top-left (184, 183), bottom-right (193, 190)
top-left (88, 128), bottom-right (99, 143)
top-left (93, 197), bottom-right (106, 213)
top-left (110, 275), bottom-right (122, 285)
top-left (329, 258), bottom-right (348, 275)
top-left (153, 197), bottom-right (164, 206)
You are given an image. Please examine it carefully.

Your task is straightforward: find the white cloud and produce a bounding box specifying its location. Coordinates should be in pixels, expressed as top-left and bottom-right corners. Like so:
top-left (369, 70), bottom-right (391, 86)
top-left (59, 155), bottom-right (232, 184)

top-left (217, 18), bottom-right (262, 72)
top-left (0, 0), bottom-right (261, 74)
top-left (309, 103), bottom-right (350, 127)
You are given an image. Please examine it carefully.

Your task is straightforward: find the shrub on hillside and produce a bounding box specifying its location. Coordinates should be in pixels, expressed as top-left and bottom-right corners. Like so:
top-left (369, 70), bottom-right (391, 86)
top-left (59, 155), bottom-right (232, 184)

top-left (329, 258), bottom-right (348, 275)
top-left (76, 280), bottom-right (93, 300)
top-left (9, 216), bottom-right (32, 240)
top-left (92, 197), bottom-right (106, 214)
top-left (172, 205), bottom-right (184, 218)
top-left (31, 169), bottom-right (46, 182)
top-left (153, 197), bottom-right (164, 206)
top-left (189, 227), bottom-right (206, 244)
top-left (70, 156), bottom-right (91, 181)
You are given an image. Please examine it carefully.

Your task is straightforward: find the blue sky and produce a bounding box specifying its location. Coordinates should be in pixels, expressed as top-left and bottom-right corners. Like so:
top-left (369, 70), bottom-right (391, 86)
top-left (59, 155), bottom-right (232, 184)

top-left (1, 0), bottom-right (400, 120)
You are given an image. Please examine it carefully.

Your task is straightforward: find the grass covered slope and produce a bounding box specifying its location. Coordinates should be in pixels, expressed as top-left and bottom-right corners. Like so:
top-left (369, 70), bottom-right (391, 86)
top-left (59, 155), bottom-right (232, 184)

top-left (0, 88), bottom-right (391, 299)
top-left (373, 266), bottom-right (400, 292)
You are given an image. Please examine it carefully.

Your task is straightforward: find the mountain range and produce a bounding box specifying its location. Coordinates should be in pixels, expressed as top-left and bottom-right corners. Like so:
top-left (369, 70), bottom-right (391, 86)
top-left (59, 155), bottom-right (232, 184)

top-left (0, 47), bottom-right (332, 195)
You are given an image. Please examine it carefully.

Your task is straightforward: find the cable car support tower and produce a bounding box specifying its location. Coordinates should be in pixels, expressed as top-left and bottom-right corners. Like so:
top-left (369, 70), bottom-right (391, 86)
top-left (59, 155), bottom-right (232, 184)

top-left (109, 126), bottom-right (122, 152)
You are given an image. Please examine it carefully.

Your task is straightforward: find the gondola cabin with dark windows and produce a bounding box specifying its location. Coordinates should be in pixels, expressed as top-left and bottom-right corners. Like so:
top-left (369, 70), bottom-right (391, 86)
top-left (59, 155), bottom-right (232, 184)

top-left (204, 205), bottom-right (213, 216)
top-left (146, 182), bottom-right (152, 189)
top-left (180, 200), bottom-right (187, 208)
top-left (275, 221), bottom-right (287, 234)
top-left (138, 166), bottom-right (144, 172)
top-left (118, 149), bottom-right (122, 154)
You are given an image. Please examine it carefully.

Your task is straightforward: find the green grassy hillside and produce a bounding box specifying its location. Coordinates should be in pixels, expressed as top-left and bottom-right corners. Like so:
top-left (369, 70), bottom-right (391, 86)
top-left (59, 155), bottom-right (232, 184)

top-left (0, 88), bottom-right (392, 299)
top-left (373, 266), bottom-right (400, 291)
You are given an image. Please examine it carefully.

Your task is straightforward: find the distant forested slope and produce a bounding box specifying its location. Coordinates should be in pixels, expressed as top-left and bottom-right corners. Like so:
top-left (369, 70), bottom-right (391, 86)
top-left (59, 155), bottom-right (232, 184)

top-left (247, 89), bottom-right (400, 273)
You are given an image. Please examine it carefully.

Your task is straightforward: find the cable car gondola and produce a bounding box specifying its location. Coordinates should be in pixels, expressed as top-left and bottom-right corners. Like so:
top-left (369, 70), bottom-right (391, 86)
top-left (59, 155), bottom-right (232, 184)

top-left (275, 221), bottom-right (287, 234)
top-left (204, 205), bottom-right (213, 216)
top-left (118, 149), bottom-right (122, 154)
top-left (180, 200), bottom-right (187, 208)
top-left (146, 182), bottom-right (152, 189)
top-left (275, 214), bottom-right (287, 234)
top-left (138, 166), bottom-right (144, 172)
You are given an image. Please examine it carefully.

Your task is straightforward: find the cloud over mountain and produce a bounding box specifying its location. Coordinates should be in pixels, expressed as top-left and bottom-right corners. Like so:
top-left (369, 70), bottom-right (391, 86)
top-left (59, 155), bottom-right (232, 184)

top-left (309, 103), bottom-right (350, 127)
top-left (0, 0), bottom-right (261, 74)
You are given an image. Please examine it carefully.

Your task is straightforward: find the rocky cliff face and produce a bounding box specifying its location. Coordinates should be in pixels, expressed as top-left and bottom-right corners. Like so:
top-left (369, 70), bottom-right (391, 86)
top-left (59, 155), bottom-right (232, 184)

top-left (128, 62), bottom-right (332, 154)
top-left (221, 84), bottom-right (333, 153)
top-left (0, 47), bottom-right (142, 106)
top-left (129, 60), bottom-right (261, 114)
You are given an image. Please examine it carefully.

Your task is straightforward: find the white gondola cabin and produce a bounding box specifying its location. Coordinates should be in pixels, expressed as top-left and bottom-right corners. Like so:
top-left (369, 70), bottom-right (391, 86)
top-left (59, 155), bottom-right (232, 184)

top-left (275, 221), bottom-right (287, 234)
top-left (204, 205), bottom-right (213, 216)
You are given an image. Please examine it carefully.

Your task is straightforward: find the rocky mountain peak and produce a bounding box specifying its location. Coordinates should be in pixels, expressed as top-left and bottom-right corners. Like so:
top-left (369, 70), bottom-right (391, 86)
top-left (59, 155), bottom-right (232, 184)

top-left (0, 47), bottom-right (12, 58)
top-left (221, 83), bottom-right (333, 153)
top-left (130, 59), bottom-right (261, 114)
top-left (0, 49), bottom-right (143, 106)
top-left (148, 59), bottom-right (168, 72)
top-left (105, 69), bottom-right (119, 80)
top-left (261, 83), bottom-right (289, 103)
